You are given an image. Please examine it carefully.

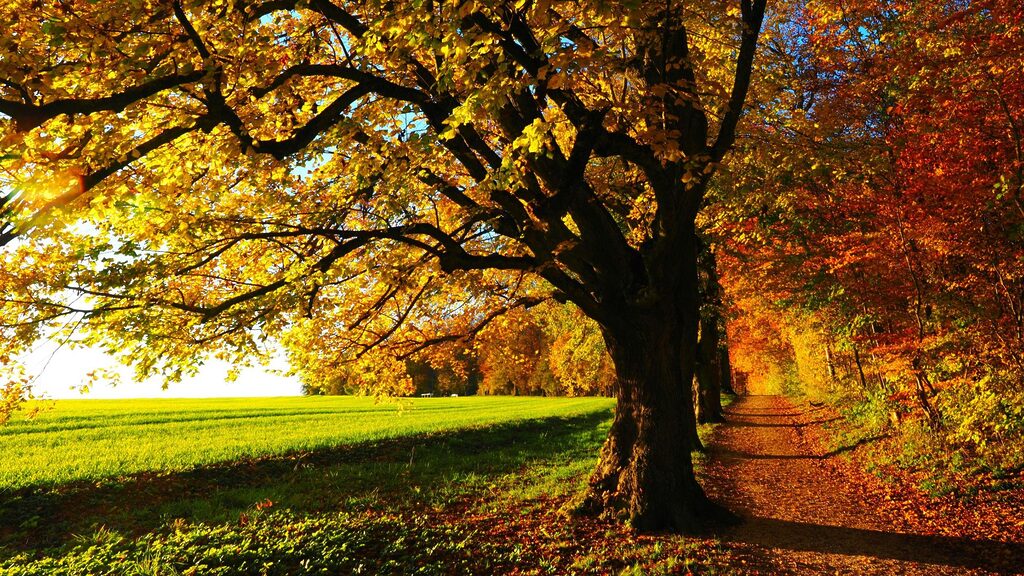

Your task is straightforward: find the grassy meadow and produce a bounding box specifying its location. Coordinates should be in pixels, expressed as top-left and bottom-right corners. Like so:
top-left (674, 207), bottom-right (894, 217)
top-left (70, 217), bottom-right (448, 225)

top-left (0, 396), bottom-right (611, 490)
top-left (0, 395), bottom-right (737, 575)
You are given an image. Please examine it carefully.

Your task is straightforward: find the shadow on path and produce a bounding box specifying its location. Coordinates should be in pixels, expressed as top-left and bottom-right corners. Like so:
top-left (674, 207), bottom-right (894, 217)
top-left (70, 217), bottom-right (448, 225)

top-left (721, 516), bottom-right (1024, 574)
top-left (724, 410), bottom-right (822, 418)
top-left (713, 434), bottom-right (889, 461)
top-left (724, 417), bottom-right (842, 429)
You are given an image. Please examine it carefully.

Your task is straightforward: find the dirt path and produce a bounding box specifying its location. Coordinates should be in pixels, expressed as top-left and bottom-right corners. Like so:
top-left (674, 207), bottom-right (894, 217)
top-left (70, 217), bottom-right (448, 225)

top-left (701, 395), bottom-right (1024, 575)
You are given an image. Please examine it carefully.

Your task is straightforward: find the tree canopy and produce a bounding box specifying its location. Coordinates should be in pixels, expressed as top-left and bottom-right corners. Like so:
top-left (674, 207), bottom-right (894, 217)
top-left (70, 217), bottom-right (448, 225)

top-left (1, 0), bottom-right (760, 384)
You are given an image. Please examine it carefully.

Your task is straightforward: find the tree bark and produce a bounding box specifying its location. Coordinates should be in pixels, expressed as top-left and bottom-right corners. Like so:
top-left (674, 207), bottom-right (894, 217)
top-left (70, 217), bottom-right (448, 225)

top-left (719, 339), bottom-right (736, 395)
top-left (584, 314), bottom-right (716, 531)
top-left (852, 341), bottom-right (869, 391)
top-left (825, 340), bottom-right (838, 384)
top-left (581, 228), bottom-right (731, 532)
top-left (911, 357), bottom-right (942, 429)
top-left (693, 243), bottom-right (726, 423)
top-left (695, 315), bottom-right (726, 423)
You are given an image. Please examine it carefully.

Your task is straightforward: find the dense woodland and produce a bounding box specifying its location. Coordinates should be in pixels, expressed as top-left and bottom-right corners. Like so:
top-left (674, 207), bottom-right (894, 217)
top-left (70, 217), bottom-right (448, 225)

top-left (715, 0), bottom-right (1024, 483)
top-left (0, 0), bottom-right (1022, 533)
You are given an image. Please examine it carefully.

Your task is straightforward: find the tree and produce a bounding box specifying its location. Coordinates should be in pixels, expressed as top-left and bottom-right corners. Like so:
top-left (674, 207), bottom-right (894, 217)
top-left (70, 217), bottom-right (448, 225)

top-left (475, 307), bottom-right (554, 396)
top-left (693, 240), bottom-right (727, 425)
top-left (474, 301), bottom-right (614, 397)
top-left (0, 0), bottom-right (768, 531)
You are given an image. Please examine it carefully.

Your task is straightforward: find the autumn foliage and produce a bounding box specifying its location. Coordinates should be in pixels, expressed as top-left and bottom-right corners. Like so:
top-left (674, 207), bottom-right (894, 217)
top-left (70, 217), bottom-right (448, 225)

top-left (711, 0), bottom-right (1024, 476)
top-left (303, 301), bottom-right (615, 397)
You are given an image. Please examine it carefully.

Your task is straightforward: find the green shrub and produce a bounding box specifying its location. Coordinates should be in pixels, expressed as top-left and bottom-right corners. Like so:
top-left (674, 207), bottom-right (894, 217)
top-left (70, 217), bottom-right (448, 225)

top-left (938, 374), bottom-right (1024, 473)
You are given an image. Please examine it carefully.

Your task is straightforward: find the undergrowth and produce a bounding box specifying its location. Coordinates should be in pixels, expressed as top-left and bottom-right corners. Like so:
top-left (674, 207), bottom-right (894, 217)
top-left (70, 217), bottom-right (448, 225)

top-left (823, 386), bottom-right (1024, 498)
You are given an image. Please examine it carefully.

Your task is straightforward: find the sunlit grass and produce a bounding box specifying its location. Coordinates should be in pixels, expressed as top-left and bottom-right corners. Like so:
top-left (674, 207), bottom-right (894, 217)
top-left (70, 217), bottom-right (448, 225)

top-left (0, 396), bottom-right (613, 490)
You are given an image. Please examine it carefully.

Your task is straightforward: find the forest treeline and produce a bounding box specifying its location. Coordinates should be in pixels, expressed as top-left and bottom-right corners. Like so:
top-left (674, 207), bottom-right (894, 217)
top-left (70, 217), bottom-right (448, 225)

top-left (304, 300), bottom-right (616, 397)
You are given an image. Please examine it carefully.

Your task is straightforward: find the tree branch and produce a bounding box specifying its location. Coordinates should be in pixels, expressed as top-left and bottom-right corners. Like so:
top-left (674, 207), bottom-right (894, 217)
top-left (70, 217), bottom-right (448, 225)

top-left (395, 295), bottom-right (548, 360)
top-left (0, 72), bottom-right (204, 133)
top-left (711, 0), bottom-right (768, 162)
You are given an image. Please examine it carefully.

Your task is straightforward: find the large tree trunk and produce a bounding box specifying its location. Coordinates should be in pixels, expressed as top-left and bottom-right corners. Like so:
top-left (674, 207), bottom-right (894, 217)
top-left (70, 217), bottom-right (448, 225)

top-left (581, 228), bottom-right (729, 532)
top-left (575, 0), bottom-right (766, 529)
top-left (584, 315), bottom-right (713, 531)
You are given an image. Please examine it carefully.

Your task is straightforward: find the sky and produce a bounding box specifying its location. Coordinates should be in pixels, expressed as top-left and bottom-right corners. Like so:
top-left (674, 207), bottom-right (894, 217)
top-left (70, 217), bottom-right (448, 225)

top-left (22, 340), bottom-right (304, 399)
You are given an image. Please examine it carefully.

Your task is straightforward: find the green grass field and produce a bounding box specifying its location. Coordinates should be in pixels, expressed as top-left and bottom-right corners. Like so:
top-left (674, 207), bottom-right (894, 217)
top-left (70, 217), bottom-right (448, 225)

top-left (1, 396), bottom-right (612, 490)
top-left (0, 395), bottom-right (738, 575)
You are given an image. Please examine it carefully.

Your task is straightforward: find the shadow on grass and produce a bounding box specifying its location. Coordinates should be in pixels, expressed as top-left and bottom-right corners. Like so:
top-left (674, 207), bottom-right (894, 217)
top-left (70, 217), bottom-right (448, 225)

top-left (0, 410), bottom-right (612, 554)
top-left (721, 516), bottom-right (1024, 574)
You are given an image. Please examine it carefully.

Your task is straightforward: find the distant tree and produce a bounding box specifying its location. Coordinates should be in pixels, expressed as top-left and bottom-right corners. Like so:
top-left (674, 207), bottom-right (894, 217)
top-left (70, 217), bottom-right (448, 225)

top-left (541, 301), bottom-right (616, 397)
top-left (474, 301), bottom-right (614, 396)
top-left (693, 243), bottom-right (726, 425)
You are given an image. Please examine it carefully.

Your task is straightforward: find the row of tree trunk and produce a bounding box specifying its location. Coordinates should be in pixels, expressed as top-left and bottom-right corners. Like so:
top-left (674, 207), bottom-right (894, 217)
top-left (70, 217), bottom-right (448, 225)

top-left (693, 244), bottom-right (733, 443)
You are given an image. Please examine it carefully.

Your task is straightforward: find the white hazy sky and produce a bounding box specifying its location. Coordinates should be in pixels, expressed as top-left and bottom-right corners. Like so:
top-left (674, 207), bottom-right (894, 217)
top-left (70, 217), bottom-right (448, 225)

top-left (22, 340), bottom-right (304, 399)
